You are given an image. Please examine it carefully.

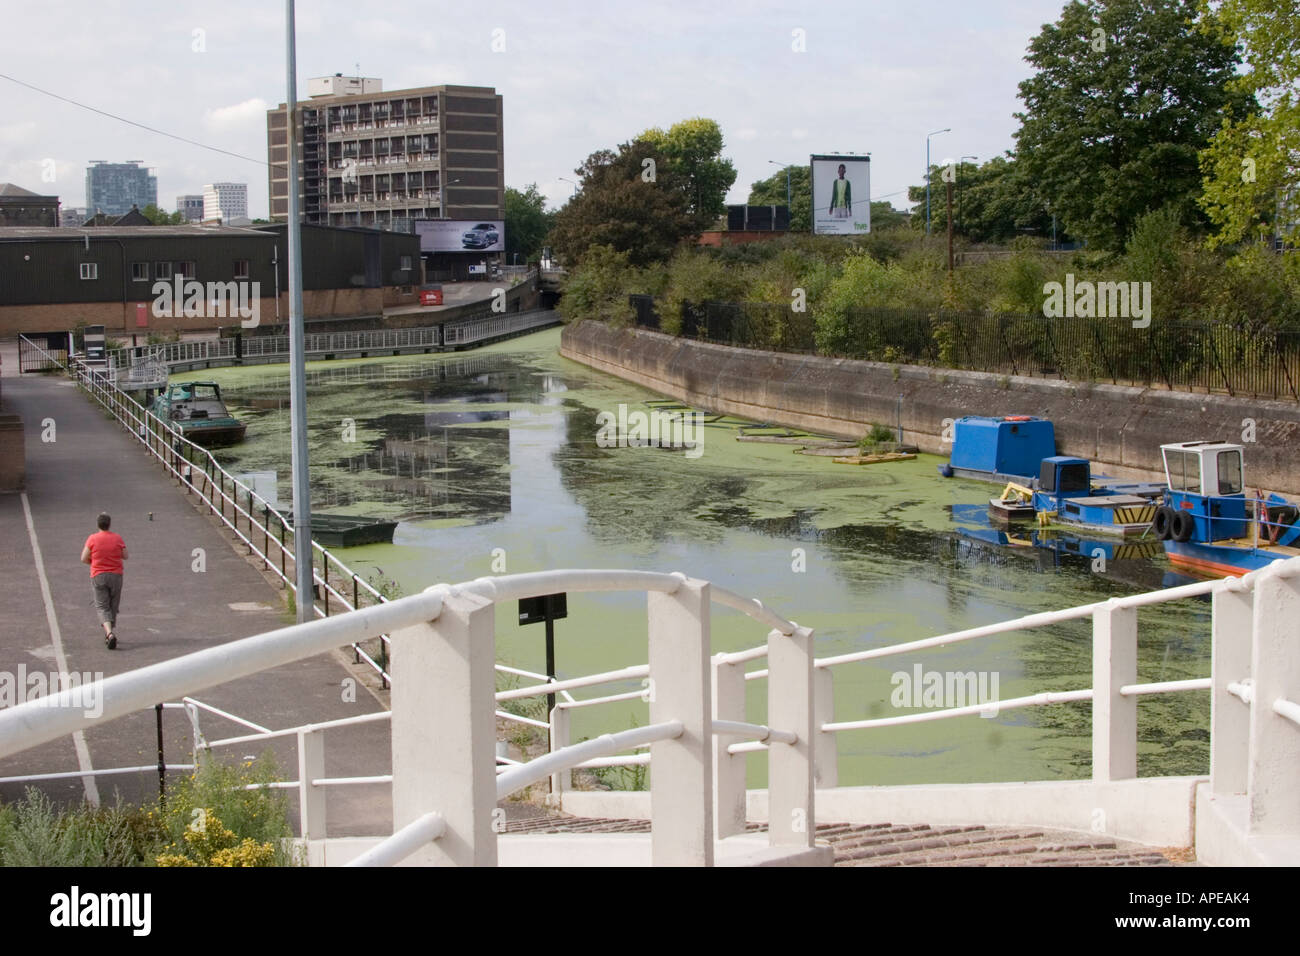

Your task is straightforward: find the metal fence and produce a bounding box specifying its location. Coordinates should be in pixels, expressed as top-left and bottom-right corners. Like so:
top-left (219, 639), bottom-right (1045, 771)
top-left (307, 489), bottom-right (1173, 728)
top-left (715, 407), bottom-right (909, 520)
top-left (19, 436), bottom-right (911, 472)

top-left (634, 300), bottom-right (1300, 402)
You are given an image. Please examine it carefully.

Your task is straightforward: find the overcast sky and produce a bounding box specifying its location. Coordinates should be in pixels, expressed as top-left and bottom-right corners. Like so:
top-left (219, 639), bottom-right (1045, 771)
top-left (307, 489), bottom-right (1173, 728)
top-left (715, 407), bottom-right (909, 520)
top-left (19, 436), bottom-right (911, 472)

top-left (0, 0), bottom-right (1072, 217)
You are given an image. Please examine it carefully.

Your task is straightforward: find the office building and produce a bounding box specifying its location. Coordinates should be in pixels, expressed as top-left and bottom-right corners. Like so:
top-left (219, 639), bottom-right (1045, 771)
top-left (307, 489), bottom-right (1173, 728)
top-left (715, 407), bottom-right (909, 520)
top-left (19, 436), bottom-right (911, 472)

top-left (85, 161), bottom-right (157, 217)
top-left (266, 75), bottom-right (503, 230)
top-left (203, 183), bottom-right (248, 223)
top-left (177, 194), bottom-right (205, 221)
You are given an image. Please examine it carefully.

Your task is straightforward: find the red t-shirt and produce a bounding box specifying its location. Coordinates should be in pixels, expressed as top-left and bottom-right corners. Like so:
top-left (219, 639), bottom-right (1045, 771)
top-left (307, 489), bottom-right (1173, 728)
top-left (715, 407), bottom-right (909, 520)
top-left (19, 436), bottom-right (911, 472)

top-left (85, 530), bottom-right (126, 577)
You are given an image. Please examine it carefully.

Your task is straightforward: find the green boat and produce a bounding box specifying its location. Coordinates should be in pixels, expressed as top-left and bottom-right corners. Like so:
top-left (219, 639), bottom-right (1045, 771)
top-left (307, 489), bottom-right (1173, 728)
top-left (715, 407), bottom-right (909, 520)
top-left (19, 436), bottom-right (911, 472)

top-left (151, 381), bottom-right (247, 447)
top-left (282, 513), bottom-right (399, 548)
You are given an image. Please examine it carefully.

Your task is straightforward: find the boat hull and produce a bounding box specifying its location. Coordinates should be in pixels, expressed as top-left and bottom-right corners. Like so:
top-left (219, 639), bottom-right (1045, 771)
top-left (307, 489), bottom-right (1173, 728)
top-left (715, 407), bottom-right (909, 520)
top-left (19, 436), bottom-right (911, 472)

top-left (179, 421), bottom-right (247, 448)
top-left (1163, 540), bottom-right (1288, 577)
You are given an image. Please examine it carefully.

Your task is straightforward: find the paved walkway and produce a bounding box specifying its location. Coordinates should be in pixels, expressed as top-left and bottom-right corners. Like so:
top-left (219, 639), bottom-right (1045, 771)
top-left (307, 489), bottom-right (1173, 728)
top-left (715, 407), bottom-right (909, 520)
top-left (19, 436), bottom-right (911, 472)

top-left (0, 372), bottom-right (391, 833)
top-left (501, 816), bottom-right (1190, 866)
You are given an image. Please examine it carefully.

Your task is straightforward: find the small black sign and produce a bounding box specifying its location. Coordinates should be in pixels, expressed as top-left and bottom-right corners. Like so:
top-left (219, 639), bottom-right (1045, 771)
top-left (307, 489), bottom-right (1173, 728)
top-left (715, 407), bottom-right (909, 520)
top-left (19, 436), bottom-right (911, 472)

top-left (518, 593), bottom-right (567, 626)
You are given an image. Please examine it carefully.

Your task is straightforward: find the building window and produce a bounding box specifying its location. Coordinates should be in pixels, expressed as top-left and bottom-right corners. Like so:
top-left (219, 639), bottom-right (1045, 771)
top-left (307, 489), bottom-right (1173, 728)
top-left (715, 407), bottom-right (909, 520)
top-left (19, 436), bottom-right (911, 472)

top-left (400, 256), bottom-right (412, 271)
top-left (80, 262), bottom-right (98, 280)
top-left (131, 262), bottom-right (149, 281)
top-left (154, 261), bottom-right (172, 280)
top-left (179, 260), bottom-right (197, 279)
top-left (234, 259), bottom-right (250, 278)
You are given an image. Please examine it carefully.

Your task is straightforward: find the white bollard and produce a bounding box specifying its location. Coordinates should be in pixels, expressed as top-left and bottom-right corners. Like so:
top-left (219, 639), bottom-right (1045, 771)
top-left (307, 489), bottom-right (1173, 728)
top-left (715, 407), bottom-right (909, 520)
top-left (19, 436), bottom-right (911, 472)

top-left (1092, 603), bottom-right (1137, 781)
top-left (390, 588), bottom-right (498, 866)
top-left (648, 577), bottom-right (713, 866)
top-left (1211, 586), bottom-right (1253, 795)
top-left (712, 653), bottom-right (747, 839)
top-left (767, 625), bottom-right (815, 848)
top-left (1247, 565), bottom-right (1300, 835)
top-left (297, 727), bottom-right (326, 842)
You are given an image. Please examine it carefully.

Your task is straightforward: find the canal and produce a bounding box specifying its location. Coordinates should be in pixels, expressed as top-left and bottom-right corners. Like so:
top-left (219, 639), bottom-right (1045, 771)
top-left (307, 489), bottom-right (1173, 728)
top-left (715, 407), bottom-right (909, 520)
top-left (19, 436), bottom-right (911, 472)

top-left (176, 326), bottom-right (1212, 788)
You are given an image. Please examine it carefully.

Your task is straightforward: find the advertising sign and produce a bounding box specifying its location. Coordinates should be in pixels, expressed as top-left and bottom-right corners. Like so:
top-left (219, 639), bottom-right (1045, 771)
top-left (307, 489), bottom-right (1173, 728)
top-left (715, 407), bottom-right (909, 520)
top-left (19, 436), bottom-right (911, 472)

top-left (811, 154), bottom-right (870, 235)
top-left (414, 219), bottom-right (506, 253)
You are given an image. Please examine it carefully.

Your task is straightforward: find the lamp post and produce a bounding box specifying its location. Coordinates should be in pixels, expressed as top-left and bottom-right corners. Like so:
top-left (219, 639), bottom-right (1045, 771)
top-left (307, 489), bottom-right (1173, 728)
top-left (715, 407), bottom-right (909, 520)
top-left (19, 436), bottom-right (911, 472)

top-left (558, 177), bottom-right (578, 199)
top-left (958, 155), bottom-right (977, 235)
top-left (926, 128), bottom-right (950, 236)
top-left (439, 178), bottom-right (461, 220)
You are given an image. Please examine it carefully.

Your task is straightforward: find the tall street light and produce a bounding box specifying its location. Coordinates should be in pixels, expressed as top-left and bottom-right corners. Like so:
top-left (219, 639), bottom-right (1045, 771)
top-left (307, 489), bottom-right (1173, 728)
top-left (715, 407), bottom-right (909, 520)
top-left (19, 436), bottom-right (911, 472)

top-left (767, 160), bottom-right (795, 210)
top-left (926, 128), bottom-right (950, 236)
top-left (558, 177), bottom-right (578, 198)
top-left (284, 0), bottom-right (312, 621)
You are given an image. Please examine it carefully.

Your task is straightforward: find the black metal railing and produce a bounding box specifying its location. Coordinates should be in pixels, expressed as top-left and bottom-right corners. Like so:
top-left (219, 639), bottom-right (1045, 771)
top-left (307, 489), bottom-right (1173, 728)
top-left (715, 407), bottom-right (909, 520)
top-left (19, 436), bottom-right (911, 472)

top-left (628, 300), bottom-right (1300, 402)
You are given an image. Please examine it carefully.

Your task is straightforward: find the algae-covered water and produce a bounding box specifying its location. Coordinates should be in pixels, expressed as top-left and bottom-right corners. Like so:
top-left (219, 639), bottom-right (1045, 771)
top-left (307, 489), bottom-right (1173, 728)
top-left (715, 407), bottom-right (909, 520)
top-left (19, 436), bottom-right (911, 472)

top-left (176, 327), bottom-right (1212, 787)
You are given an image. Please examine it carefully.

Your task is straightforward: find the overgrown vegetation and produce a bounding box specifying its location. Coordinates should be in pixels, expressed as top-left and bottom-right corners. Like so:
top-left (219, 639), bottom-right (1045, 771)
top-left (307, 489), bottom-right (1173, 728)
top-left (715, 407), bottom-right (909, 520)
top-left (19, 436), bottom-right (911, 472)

top-left (0, 754), bottom-right (298, 867)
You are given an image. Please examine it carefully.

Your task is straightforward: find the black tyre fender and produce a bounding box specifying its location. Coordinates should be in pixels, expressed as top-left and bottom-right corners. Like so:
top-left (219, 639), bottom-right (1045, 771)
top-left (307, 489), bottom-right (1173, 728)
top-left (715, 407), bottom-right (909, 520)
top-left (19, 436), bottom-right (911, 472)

top-left (1170, 509), bottom-right (1195, 543)
top-left (1152, 506), bottom-right (1175, 540)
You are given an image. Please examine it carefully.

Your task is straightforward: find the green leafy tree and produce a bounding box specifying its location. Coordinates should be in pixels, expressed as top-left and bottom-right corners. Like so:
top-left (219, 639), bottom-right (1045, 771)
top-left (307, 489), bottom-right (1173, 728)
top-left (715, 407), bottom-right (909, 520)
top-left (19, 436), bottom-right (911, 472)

top-left (1197, 0), bottom-right (1300, 247)
top-left (638, 118), bottom-right (737, 228)
top-left (1014, 0), bottom-right (1251, 250)
top-left (909, 157), bottom-right (1059, 243)
top-left (141, 204), bottom-right (184, 225)
top-left (748, 165), bottom-right (812, 232)
top-left (504, 184), bottom-right (553, 264)
top-left (555, 244), bottom-right (644, 326)
top-left (547, 140), bottom-right (697, 268)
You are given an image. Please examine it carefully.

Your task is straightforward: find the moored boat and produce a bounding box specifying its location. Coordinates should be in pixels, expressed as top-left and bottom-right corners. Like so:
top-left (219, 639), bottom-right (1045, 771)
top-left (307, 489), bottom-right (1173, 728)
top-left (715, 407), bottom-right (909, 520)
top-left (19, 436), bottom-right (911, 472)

top-left (1154, 441), bottom-right (1300, 577)
top-left (151, 381), bottom-right (246, 447)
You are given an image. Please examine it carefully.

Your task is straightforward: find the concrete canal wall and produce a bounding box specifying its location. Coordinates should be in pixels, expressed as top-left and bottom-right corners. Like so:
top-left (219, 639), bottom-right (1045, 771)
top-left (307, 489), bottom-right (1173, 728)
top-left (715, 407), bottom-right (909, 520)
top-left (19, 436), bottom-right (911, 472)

top-left (560, 320), bottom-right (1300, 496)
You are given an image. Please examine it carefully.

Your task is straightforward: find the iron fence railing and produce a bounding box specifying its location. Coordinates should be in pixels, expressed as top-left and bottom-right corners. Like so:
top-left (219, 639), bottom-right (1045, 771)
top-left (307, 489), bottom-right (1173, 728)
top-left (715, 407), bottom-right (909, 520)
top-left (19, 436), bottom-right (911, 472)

top-left (631, 299), bottom-right (1300, 402)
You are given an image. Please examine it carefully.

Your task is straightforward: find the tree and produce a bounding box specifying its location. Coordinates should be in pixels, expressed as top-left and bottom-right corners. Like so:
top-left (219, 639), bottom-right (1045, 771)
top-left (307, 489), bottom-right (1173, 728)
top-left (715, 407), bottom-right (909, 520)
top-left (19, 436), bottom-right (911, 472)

top-left (141, 204), bottom-right (183, 225)
top-left (908, 157), bottom-right (1058, 242)
top-left (637, 118), bottom-right (737, 228)
top-left (1013, 0), bottom-right (1251, 250)
top-left (547, 139), bottom-right (697, 268)
top-left (1197, 0), bottom-right (1300, 247)
top-left (504, 184), bottom-right (552, 263)
top-left (748, 164), bottom-right (811, 231)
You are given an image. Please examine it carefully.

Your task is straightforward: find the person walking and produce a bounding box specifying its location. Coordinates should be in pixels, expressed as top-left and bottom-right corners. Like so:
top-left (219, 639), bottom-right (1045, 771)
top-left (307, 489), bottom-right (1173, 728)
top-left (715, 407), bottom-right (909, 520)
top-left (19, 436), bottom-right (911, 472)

top-left (81, 512), bottom-right (127, 649)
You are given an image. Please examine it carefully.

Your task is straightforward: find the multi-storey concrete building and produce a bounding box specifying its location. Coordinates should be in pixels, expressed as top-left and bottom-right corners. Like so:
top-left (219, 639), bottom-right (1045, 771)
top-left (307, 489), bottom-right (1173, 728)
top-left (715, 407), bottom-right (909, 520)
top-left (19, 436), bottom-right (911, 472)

top-left (0, 183), bottom-right (60, 226)
top-left (85, 161), bottom-right (157, 217)
top-left (60, 206), bottom-right (89, 228)
top-left (177, 194), bottom-right (205, 221)
top-left (203, 183), bottom-right (249, 223)
top-left (266, 76), bottom-right (503, 230)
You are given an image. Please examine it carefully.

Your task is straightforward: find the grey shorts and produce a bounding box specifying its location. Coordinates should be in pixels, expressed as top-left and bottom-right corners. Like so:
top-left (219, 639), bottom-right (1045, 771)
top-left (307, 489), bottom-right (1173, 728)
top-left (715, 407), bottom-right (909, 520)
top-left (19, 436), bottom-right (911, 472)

top-left (91, 572), bottom-right (123, 626)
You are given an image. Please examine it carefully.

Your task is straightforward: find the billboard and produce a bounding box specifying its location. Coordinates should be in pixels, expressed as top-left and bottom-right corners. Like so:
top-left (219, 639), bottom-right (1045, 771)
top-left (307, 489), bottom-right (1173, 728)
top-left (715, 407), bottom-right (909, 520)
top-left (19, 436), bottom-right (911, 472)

top-left (810, 154), bottom-right (870, 235)
top-left (414, 219), bottom-right (506, 253)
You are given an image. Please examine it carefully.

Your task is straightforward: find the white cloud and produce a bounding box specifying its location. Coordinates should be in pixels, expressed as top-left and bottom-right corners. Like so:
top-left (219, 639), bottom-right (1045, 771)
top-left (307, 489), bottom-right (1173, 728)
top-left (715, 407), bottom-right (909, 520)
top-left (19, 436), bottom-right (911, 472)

top-left (203, 99), bottom-right (270, 132)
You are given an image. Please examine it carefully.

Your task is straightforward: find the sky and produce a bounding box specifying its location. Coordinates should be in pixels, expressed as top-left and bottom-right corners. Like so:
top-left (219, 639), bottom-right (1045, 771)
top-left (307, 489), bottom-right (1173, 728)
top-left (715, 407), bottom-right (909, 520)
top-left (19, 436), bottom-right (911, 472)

top-left (0, 0), bottom-right (1073, 217)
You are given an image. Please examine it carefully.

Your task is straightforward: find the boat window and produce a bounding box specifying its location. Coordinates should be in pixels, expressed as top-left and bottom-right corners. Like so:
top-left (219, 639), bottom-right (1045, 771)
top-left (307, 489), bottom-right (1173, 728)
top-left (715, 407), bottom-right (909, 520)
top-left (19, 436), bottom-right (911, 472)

top-left (190, 385), bottom-right (220, 401)
top-left (1058, 463), bottom-right (1089, 493)
top-left (1217, 450), bottom-right (1242, 495)
top-left (1165, 450), bottom-right (1201, 492)
top-left (170, 386), bottom-right (190, 401)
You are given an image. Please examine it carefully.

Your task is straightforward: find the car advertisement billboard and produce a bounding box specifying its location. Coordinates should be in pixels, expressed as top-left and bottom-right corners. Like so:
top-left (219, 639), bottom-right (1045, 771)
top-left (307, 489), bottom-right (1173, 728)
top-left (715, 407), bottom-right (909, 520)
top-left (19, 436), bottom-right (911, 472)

top-left (414, 219), bottom-right (506, 253)
top-left (810, 154), bottom-right (870, 235)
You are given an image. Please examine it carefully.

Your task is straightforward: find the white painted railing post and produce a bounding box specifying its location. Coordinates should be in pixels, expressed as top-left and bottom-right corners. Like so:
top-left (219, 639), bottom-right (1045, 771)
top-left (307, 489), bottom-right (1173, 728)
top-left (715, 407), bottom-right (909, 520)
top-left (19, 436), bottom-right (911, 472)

top-left (1211, 584), bottom-right (1253, 795)
top-left (548, 703), bottom-right (570, 799)
top-left (767, 625), bottom-right (815, 848)
top-left (390, 588), bottom-right (498, 866)
top-left (1247, 565), bottom-right (1300, 835)
top-left (648, 576), bottom-right (713, 866)
top-left (1092, 602), bottom-right (1137, 781)
top-left (297, 727), bottom-right (326, 842)
top-left (712, 653), bottom-right (747, 839)
top-left (813, 665), bottom-right (838, 789)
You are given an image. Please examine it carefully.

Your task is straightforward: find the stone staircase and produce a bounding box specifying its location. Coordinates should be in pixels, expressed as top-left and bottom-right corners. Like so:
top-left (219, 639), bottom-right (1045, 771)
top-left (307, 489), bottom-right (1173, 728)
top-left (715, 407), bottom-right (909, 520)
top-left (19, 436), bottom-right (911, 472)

top-left (500, 811), bottom-right (1189, 866)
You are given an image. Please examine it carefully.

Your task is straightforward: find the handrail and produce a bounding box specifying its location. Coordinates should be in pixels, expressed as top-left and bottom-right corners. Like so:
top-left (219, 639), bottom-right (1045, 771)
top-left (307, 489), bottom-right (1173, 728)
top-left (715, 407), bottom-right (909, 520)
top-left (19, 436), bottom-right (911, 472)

top-left (346, 811), bottom-right (446, 867)
top-left (495, 721), bottom-right (684, 800)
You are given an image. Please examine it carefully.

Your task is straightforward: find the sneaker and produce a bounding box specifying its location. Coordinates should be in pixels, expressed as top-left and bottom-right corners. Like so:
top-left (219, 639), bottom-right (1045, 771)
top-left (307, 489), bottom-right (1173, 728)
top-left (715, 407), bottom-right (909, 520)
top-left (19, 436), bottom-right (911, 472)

top-left (106, 631), bottom-right (117, 650)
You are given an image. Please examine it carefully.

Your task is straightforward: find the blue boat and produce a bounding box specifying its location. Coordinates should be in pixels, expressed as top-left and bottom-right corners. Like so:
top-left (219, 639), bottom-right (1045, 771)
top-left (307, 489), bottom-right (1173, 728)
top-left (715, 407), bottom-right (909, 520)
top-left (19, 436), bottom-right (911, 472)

top-left (938, 415), bottom-right (1056, 483)
top-left (988, 457), bottom-right (1164, 537)
top-left (1153, 441), bottom-right (1300, 577)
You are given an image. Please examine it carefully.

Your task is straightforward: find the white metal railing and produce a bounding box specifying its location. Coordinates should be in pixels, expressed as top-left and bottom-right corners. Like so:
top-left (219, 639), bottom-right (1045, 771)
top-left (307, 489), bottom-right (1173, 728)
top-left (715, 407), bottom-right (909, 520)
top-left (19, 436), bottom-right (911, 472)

top-left (0, 567), bottom-right (814, 867)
